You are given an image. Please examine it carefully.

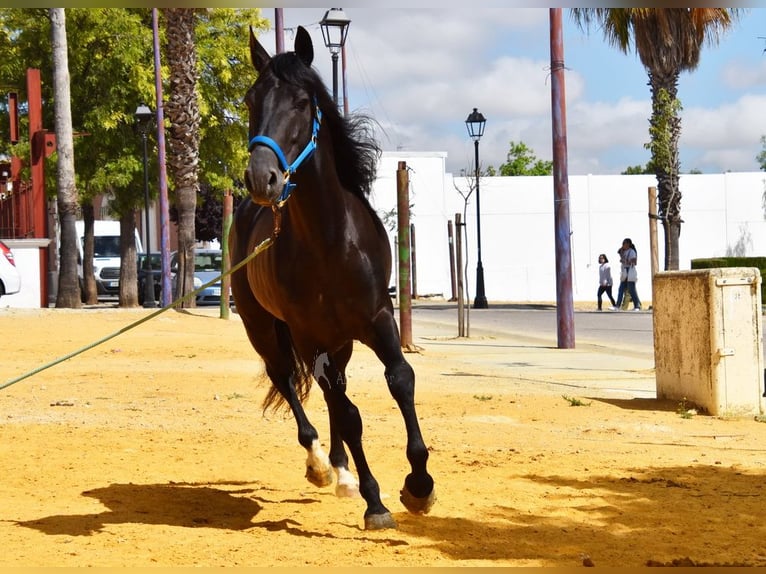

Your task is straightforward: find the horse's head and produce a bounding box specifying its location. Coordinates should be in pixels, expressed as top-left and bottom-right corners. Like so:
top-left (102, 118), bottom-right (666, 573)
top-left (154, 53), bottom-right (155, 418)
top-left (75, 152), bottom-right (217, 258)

top-left (244, 26), bottom-right (321, 207)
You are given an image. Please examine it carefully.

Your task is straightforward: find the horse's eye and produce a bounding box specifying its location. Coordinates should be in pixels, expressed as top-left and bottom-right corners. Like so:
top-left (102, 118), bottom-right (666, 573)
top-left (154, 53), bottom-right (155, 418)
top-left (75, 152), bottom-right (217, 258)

top-left (294, 98), bottom-right (310, 112)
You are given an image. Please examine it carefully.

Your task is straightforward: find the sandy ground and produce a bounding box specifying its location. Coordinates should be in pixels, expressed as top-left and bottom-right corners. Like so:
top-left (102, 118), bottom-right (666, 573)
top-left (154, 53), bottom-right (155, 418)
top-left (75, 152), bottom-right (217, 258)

top-left (1, 306), bottom-right (766, 567)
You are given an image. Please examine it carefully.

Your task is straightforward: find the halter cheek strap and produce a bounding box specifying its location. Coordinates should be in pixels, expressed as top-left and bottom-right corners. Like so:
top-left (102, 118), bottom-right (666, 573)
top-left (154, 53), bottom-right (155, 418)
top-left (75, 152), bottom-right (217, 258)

top-left (247, 97), bottom-right (322, 206)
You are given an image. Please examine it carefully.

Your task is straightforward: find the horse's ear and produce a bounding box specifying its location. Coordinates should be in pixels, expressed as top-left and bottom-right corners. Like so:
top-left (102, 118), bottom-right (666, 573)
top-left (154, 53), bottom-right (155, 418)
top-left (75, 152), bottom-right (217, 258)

top-left (249, 25), bottom-right (271, 72)
top-left (294, 25), bottom-right (313, 67)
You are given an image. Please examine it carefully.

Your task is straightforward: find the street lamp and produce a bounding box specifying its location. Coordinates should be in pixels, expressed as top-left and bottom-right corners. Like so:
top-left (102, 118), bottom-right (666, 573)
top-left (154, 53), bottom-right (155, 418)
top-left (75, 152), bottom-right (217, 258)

top-left (134, 103), bottom-right (157, 308)
top-left (319, 7), bottom-right (350, 106)
top-left (465, 107), bottom-right (488, 309)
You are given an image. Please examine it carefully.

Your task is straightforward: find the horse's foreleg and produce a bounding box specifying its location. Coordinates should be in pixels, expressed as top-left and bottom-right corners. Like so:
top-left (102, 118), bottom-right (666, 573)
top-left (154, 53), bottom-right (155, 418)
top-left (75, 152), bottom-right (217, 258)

top-left (313, 350), bottom-right (394, 529)
top-left (368, 310), bottom-right (436, 516)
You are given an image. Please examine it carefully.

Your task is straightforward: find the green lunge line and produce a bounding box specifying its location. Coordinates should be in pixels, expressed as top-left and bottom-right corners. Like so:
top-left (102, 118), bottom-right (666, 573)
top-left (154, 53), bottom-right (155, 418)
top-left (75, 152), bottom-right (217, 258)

top-left (0, 237), bottom-right (274, 391)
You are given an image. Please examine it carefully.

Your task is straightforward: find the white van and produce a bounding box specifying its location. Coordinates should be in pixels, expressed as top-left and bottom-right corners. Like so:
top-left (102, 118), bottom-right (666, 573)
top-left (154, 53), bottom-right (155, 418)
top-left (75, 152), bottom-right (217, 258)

top-left (75, 220), bottom-right (143, 298)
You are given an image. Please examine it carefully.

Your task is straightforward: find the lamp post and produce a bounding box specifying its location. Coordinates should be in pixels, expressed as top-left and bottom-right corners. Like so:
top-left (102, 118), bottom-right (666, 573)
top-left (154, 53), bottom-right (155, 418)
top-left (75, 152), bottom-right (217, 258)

top-left (135, 103), bottom-right (156, 308)
top-left (320, 7), bottom-right (350, 107)
top-left (465, 107), bottom-right (488, 309)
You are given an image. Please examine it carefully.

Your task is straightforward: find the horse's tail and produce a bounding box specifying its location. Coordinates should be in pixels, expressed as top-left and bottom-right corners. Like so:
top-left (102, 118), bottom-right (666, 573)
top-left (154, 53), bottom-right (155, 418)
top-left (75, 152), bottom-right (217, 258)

top-left (262, 320), bottom-right (313, 413)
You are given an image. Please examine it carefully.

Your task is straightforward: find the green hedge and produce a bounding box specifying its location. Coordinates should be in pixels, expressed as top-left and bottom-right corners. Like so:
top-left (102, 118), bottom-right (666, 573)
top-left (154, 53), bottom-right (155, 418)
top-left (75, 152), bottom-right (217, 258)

top-left (690, 257), bottom-right (766, 304)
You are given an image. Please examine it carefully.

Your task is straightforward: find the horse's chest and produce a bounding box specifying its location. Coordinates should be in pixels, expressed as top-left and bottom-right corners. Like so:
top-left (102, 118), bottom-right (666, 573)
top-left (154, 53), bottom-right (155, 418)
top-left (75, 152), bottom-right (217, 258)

top-left (250, 251), bottom-right (356, 317)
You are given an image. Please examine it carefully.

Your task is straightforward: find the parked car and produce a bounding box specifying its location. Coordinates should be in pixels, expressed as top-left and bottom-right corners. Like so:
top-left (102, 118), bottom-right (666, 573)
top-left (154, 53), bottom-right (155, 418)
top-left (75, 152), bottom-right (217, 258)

top-left (74, 220), bottom-right (143, 300)
top-left (171, 248), bottom-right (231, 306)
top-left (0, 240), bottom-right (21, 299)
top-left (137, 252), bottom-right (165, 305)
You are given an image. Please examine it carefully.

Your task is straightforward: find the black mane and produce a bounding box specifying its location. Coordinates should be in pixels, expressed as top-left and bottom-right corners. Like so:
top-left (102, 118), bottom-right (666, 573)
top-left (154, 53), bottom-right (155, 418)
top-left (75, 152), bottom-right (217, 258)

top-left (265, 51), bottom-right (381, 200)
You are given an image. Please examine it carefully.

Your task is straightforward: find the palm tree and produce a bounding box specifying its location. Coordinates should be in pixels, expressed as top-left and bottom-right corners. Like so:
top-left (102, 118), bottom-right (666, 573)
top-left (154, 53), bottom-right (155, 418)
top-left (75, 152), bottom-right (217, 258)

top-left (49, 8), bottom-right (81, 308)
top-left (571, 8), bottom-right (742, 270)
top-left (163, 7), bottom-right (201, 307)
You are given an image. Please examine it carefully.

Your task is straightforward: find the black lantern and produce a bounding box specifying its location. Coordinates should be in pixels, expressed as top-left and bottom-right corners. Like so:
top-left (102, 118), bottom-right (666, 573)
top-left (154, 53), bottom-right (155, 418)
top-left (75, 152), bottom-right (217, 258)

top-left (319, 8), bottom-right (351, 106)
top-left (465, 107), bottom-right (488, 309)
top-left (134, 103), bottom-right (157, 308)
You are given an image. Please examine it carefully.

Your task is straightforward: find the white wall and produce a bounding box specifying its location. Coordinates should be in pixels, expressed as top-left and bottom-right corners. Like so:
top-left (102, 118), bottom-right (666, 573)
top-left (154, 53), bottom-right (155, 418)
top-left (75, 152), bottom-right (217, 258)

top-left (371, 152), bottom-right (766, 304)
top-left (5, 152), bottom-right (764, 308)
top-left (0, 239), bottom-right (50, 308)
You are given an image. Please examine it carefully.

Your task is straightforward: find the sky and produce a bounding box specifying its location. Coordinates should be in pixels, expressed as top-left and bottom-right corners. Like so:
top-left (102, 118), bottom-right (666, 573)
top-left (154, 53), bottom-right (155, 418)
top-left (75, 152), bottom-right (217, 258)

top-left (252, 7), bottom-right (766, 176)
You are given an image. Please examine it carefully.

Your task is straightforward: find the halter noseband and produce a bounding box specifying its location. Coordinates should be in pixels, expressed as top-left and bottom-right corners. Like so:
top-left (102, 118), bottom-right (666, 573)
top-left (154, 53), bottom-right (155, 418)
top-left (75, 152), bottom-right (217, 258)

top-left (247, 97), bottom-right (322, 207)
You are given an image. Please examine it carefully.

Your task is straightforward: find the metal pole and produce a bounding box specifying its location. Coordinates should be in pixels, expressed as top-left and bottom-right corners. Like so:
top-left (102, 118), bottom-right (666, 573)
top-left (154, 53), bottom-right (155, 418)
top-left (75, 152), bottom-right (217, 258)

top-left (447, 220), bottom-right (457, 302)
top-left (331, 51), bottom-right (339, 106)
top-left (152, 9), bottom-right (172, 308)
top-left (342, 44), bottom-right (349, 116)
top-left (275, 8), bottom-right (285, 53)
top-left (141, 131), bottom-right (156, 308)
top-left (550, 8), bottom-right (574, 348)
top-left (473, 139), bottom-right (488, 309)
top-left (455, 212), bottom-right (465, 337)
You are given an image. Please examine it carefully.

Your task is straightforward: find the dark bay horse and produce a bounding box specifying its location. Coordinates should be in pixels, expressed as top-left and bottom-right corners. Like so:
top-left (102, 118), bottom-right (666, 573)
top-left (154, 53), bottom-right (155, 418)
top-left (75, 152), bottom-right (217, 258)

top-left (229, 26), bottom-right (435, 530)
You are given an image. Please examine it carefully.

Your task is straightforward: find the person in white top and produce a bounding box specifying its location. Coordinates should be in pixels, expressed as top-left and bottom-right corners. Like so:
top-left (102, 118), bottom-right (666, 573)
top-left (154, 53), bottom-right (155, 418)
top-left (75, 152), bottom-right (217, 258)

top-left (611, 237), bottom-right (642, 311)
top-left (596, 253), bottom-right (616, 311)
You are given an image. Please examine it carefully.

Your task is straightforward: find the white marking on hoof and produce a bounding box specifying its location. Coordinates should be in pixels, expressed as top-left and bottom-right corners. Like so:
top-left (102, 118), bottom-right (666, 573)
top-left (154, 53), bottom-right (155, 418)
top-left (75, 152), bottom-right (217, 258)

top-left (305, 440), bottom-right (333, 488)
top-left (334, 466), bottom-right (360, 498)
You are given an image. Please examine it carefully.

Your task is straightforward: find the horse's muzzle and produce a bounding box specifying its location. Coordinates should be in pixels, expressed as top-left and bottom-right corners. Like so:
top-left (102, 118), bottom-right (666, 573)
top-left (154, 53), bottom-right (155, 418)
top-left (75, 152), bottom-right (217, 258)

top-left (245, 151), bottom-right (283, 206)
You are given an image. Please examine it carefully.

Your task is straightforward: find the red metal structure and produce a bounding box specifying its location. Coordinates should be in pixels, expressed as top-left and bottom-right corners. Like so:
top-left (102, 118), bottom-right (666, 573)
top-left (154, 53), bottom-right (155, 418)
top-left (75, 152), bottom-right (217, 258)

top-left (0, 68), bottom-right (57, 306)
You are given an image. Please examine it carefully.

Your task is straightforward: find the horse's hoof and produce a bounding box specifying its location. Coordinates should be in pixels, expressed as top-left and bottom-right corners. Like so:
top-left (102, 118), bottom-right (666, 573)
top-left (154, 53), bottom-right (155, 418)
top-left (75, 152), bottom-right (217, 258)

top-left (400, 484), bottom-right (436, 515)
top-left (305, 465), bottom-right (333, 488)
top-left (335, 482), bottom-right (360, 498)
top-left (364, 512), bottom-right (397, 530)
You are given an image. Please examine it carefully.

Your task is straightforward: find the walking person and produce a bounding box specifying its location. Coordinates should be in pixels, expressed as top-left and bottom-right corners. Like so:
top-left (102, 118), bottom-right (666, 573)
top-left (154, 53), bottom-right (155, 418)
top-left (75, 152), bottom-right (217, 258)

top-left (611, 237), bottom-right (641, 311)
top-left (596, 253), bottom-right (616, 311)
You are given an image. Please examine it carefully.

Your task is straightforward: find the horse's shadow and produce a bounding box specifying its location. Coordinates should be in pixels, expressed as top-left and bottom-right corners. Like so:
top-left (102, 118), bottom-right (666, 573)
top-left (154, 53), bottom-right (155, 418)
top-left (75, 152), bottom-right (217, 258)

top-left (16, 481), bottom-right (265, 536)
top-left (14, 481), bottom-right (411, 545)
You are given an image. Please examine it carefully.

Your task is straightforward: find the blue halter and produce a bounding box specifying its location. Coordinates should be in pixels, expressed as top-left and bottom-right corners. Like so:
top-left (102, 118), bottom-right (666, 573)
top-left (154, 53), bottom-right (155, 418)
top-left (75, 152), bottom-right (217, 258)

top-left (247, 97), bottom-right (322, 206)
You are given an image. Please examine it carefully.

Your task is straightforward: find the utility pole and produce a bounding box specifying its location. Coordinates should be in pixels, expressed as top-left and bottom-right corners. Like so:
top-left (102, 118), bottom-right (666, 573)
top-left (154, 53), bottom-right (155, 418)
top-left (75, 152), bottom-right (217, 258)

top-left (549, 8), bottom-right (574, 349)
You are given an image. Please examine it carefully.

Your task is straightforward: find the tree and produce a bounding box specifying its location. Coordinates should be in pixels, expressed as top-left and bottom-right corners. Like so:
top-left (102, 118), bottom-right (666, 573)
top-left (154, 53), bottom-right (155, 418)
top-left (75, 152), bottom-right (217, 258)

top-left (50, 8), bottom-right (81, 308)
top-left (571, 8), bottom-right (742, 270)
top-left (498, 141), bottom-right (553, 176)
top-left (163, 8), bottom-right (200, 308)
top-left (756, 135), bottom-right (766, 171)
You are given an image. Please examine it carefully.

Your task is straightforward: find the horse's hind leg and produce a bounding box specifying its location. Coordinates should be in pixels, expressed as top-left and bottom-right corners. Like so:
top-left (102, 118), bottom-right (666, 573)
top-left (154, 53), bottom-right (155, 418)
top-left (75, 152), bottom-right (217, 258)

top-left (312, 347), bottom-right (395, 529)
top-left (366, 308), bottom-right (435, 515)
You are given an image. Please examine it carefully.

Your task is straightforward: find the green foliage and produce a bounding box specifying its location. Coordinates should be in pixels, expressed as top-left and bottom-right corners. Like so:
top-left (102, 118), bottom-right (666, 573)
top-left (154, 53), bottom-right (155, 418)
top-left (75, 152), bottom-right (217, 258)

top-left (498, 141), bottom-right (553, 176)
top-left (691, 257), bottom-right (766, 304)
top-left (562, 395), bottom-right (591, 407)
top-left (0, 8), bottom-right (267, 226)
top-left (757, 135), bottom-right (766, 172)
top-left (645, 87), bottom-right (682, 178)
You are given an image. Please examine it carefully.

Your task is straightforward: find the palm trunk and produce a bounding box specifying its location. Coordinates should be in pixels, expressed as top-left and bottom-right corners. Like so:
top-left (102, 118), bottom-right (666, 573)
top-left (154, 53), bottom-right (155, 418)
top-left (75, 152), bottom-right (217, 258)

top-left (164, 8), bottom-right (200, 307)
top-left (649, 73), bottom-right (683, 271)
top-left (50, 8), bottom-right (81, 308)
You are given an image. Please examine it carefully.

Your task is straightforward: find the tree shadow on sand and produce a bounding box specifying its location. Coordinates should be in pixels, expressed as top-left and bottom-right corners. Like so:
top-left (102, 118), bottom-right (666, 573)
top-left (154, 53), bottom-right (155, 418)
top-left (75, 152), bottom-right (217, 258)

top-left (393, 464), bottom-right (766, 567)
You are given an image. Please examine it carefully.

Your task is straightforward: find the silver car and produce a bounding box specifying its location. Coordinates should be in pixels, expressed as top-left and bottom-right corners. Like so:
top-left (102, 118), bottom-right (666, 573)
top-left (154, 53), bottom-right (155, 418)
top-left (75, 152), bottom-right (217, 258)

top-left (171, 249), bottom-right (230, 306)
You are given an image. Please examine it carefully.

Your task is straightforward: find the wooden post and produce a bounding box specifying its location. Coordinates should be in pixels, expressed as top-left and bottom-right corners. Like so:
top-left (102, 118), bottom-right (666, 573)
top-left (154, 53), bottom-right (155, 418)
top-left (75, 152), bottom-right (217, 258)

top-left (220, 189), bottom-right (233, 319)
top-left (397, 162), bottom-right (413, 350)
top-left (649, 186), bottom-right (659, 278)
top-left (455, 212), bottom-right (465, 337)
top-left (447, 220), bottom-right (457, 301)
top-left (410, 223), bottom-right (417, 299)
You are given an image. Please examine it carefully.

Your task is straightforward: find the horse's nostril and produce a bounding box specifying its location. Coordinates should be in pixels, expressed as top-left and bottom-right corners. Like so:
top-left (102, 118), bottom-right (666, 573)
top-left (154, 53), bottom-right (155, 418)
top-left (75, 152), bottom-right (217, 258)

top-left (268, 170), bottom-right (279, 188)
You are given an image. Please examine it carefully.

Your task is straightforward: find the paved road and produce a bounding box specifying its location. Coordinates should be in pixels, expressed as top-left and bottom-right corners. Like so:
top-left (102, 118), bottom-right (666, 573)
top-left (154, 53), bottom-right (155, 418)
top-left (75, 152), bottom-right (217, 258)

top-left (410, 303), bottom-right (655, 352)
top-left (408, 302), bottom-right (766, 363)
